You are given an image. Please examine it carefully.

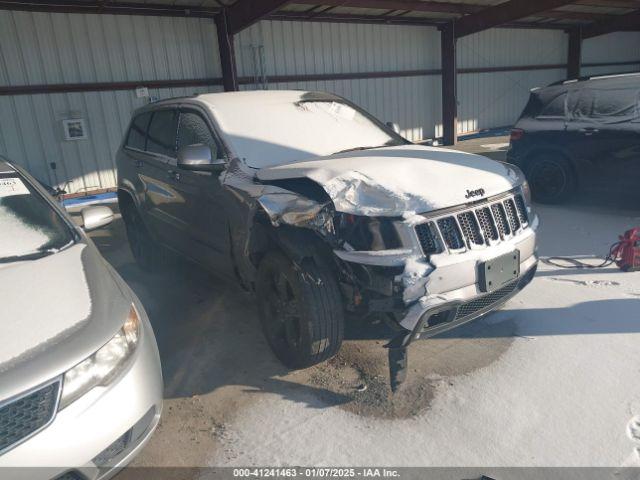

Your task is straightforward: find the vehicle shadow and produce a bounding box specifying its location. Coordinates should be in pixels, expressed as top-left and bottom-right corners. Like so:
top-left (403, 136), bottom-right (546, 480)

top-left (90, 215), bottom-right (354, 406)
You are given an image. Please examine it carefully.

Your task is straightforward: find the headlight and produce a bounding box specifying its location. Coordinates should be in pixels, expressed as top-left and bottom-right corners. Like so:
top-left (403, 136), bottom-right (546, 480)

top-left (59, 304), bottom-right (141, 409)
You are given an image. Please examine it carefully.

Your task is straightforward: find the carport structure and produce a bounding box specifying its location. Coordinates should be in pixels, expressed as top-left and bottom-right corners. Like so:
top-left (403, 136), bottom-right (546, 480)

top-left (0, 0), bottom-right (639, 195)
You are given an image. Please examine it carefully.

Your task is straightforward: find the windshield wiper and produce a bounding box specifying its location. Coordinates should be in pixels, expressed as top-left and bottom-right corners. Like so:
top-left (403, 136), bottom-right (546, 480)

top-left (0, 247), bottom-right (61, 264)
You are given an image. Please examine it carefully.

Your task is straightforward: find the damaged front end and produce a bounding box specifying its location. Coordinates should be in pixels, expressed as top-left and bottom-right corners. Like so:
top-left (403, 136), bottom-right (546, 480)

top-left (223, 158), bottom-right (537, 392)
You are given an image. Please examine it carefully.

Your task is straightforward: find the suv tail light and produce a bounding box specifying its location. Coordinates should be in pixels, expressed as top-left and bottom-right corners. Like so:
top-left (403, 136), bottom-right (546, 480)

top-left (510, 128), bottom-right (524, 142)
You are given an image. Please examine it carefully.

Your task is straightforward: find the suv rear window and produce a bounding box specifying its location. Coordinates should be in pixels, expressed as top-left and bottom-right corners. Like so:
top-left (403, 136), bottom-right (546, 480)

top-left (126, 112), bottom-right (152, 151)
top-left (147, 110), bottom-right (179, 157)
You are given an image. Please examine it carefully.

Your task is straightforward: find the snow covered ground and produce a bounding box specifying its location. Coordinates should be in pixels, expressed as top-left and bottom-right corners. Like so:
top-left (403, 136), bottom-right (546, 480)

top-left (201, 203), bottom-right (640, 467)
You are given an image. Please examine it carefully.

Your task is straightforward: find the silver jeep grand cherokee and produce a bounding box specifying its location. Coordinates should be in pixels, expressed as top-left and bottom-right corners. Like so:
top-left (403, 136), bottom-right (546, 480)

top-left (0, 159), bottom-right (163, 479)
top-left (116, 90), bottom-right (538, 388)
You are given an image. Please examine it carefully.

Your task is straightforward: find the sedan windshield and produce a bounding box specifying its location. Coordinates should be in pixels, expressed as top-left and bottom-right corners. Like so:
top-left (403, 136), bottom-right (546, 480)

top-left (208, 92), bottom-right (406, 168)
top-left (0, 173), bottom-right (75, 264)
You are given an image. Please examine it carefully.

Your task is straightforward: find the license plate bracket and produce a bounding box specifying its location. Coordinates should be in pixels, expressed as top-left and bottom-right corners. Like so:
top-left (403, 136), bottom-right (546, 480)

top-left (479, 250), bottom-right (520, 293)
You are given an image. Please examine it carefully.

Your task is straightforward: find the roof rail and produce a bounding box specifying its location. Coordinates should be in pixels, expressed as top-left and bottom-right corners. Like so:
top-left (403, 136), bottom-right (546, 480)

top-left (548, 71), bottom-right (640, 87)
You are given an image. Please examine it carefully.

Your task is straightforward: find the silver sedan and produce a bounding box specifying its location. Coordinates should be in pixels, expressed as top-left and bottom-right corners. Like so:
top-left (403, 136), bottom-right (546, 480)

top-left (0, 159), bottom-right (163, 479)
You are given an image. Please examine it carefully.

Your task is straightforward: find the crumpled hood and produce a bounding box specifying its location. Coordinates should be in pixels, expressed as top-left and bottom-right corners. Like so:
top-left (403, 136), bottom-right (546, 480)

top-left (0, 243), bottom-right (129, 373)
top-left (256, 145), bottom-right (523, 216)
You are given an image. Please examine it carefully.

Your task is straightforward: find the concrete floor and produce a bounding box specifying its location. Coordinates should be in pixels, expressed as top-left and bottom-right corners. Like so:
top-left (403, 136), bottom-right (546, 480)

top-left (84, 137), bottom-right (640, 472)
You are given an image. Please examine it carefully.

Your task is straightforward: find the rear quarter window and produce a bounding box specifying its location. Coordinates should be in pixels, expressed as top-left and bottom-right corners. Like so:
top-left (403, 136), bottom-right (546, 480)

top-left (126, 112), bottom-right (152, 150)
top-left (537, 92), bottom-right (567, 119)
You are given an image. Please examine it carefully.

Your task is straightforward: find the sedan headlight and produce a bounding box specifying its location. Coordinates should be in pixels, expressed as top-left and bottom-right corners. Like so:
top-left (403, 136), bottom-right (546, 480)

top-left (59, 304), bottom-right (141, 409)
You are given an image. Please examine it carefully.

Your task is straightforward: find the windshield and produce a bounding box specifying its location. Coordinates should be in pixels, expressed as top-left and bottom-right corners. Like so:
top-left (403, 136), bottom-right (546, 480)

top-left (0, 173), bottom-right (75, 263)
top-left (209, 92), bottom-right (405, 168)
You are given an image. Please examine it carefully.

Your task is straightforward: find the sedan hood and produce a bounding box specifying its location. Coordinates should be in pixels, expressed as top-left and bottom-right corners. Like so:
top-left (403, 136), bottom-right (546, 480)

top-left (0, 242), bottom-right (131, 396)
top-left (256, 145), bottom-right (522, 216)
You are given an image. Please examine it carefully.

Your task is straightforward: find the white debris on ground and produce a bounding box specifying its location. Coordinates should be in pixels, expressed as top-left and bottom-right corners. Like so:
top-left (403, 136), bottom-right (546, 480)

top-left (207, 203), bottom-right (640, 467)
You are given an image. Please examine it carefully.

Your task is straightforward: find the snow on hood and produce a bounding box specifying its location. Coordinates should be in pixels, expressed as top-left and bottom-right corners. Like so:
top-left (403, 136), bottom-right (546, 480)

top-left (256, 145), bottom-right (524, 216)
top-left (0, 244), bottom-right (92, 369)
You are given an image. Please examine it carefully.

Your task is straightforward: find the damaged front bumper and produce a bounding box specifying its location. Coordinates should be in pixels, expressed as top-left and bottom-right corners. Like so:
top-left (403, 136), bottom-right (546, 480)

top-left (333, 188), bottom-right (539, 343)
top-left (392, 260), bottom-right (537, 348)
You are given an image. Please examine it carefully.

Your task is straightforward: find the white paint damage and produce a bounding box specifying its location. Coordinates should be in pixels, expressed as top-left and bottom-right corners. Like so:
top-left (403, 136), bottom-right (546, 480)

top-left (0, 244), bottom-right (92, 370)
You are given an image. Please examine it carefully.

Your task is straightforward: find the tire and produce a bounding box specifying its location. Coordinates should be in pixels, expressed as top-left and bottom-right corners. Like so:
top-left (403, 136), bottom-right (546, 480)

top-left (525, 153), bottom-right (576, 204)
top-left (256, 251), bottom-right (344, 369)
top-left (121, 204), bottom-right (162, 272)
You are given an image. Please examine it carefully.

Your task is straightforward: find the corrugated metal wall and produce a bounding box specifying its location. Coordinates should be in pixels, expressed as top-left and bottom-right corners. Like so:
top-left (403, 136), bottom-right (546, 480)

top-left (457, 28), bottom-right (568, 134)
top-left (0, 11), bottom-right (222, 193)
top-left (234, 21), bottom-right (442, 143)
top-left (582, 32), bottom-right (640, 77)
top-left (0, 12), bottom-right (638, 193)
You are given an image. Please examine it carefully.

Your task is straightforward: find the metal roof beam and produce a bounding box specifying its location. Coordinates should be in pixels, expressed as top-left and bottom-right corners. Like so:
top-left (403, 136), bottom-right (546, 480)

top-left (269, 9), bottom-right (575, 29)
top-left (226, 0), bottom-right (292, 34)
top-left (454, 0), bottom-right (577, 38)
top-left (582, 9), bottom-right (640, 38)
top-left (0, 0), bottom-right (220, 17)
top-left (292, 0), bottom-right (616, 23)
top-left (293, 0), bottom-right (479, 15)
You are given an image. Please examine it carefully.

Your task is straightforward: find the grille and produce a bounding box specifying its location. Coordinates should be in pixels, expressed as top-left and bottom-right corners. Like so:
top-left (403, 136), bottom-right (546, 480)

top-left (415, 222), bottom-right (438, 255)
top-left (455, 280), bottom-right (519, 320)
top-left (476, 207), bottom-right (499, 241)
top-left (514, 194), bottom-right (529, 225)
top-left (0, 381), bottom-right (59, 454)
top-left (504, 198), bottom-right (521, 231)
top-left (415, 193), bottom-right (530, 254)
top-left (457, 211), bottom-right (483, 246)
top-left (491, 202), bottom-right (511, 238)
top-left (437, 217), bottom-right (464, 250)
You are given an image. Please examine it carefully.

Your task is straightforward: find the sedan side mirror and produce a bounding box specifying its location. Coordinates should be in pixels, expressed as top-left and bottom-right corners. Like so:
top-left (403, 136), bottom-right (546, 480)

top-left (386, 122), bottom-right (401, 134)
top-left (177, 144), bottom-right (226, 172)
top-left (81, 206), bottom-right (114, 231)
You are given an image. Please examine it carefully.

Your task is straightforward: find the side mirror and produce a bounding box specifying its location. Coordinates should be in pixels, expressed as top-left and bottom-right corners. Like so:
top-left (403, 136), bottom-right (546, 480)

top-left (386, 122), bottom-right (401, 134)
top-left (177, 144), bottom-right (226, 172)
top-left (81, 206), bottom-right (114, 231)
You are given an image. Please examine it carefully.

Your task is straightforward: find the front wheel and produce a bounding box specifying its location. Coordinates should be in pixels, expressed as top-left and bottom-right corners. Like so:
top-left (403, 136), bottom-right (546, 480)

top-left (525, 153), bottom-right (576, 204)
top-left (256, 252), bottom-right (344, 369)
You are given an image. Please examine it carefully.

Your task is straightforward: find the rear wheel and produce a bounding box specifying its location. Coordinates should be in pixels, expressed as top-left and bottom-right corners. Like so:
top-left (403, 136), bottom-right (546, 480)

top-left (525, 153), bottom-right (575, 204)
top-left (256, 252), bottom-right (344, 369)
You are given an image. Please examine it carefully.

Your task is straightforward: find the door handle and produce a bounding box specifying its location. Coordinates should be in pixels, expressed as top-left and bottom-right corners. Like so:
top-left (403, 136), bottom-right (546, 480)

top-left (579, 127), bottom-right (599, 135)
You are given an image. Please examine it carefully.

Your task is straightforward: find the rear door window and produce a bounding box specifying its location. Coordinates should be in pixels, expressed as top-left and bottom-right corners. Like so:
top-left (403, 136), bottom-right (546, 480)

top-left (568, 89), bottom-right (595, 121)
top-left (177, 111), bottom-right (223, 159)
top-left (592, 88), bottom-right (640, 121)
top-left (147, 109), bottom-right (179, 158)
top-left (126, 112), bottom-right (152, 151)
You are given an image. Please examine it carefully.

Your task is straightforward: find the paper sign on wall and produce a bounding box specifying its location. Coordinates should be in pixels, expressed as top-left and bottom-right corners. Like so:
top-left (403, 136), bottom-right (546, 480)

top-left (0, 177), bottom-right (30, 198)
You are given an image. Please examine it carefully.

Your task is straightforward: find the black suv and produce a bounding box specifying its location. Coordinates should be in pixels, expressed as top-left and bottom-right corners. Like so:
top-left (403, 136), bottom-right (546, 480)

top-left (507, 73), bottom-right (640, 203)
